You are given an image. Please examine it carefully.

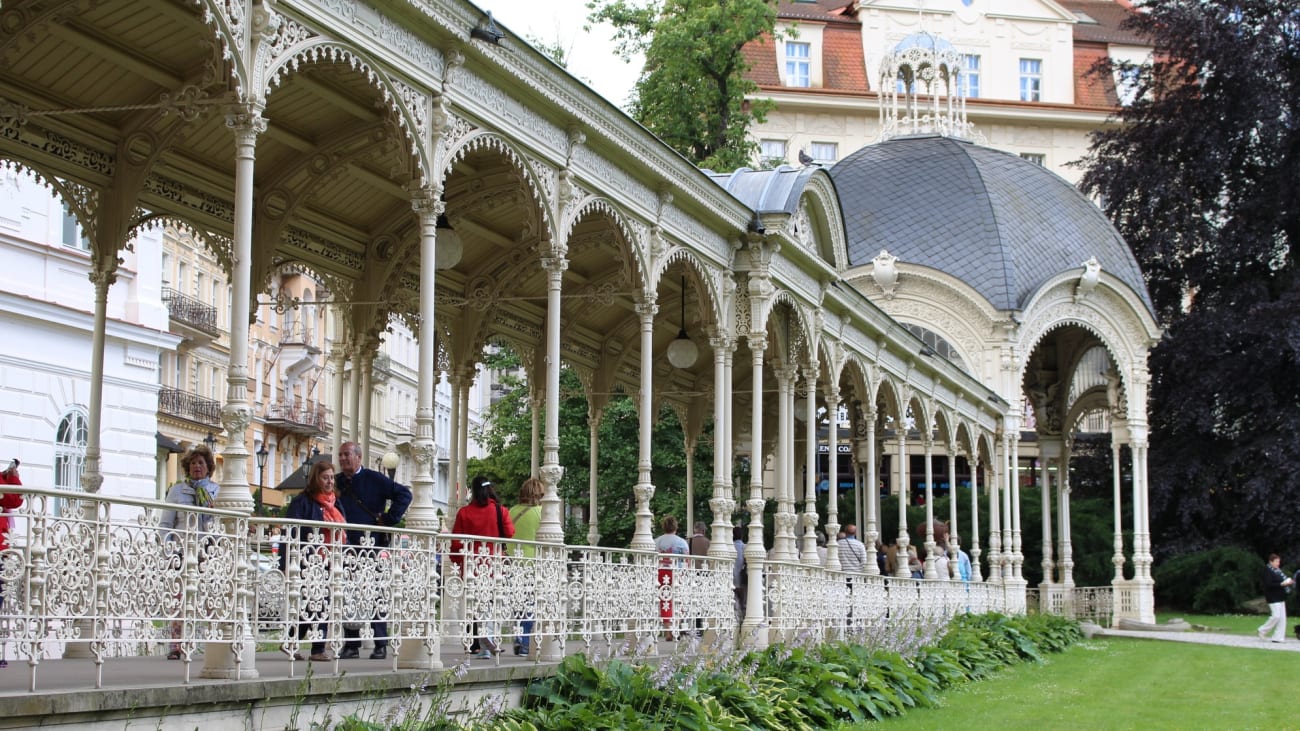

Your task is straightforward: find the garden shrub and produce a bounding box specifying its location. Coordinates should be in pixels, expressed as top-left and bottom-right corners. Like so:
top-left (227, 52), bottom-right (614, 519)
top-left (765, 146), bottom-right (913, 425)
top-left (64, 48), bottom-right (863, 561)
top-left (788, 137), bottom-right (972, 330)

top-left (1153, 545), bottom-right (1261, 613)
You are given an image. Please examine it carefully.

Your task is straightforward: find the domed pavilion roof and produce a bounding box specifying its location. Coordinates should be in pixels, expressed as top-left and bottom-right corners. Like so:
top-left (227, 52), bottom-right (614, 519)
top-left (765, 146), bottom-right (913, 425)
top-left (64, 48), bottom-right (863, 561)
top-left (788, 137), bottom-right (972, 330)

top-left (828, 135), bottom-right (1154, 315)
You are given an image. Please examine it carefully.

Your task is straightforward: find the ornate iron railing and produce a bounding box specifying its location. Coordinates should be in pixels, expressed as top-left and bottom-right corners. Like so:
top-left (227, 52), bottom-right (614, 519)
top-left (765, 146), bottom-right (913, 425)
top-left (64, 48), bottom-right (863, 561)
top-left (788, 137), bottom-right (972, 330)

top-left (161, 287), bottom-right (220, 335)
top-left (264, 402), bottom-right (328, 431)
top-left (157, 386), bottom-right (221, 425)
top-left (0, 485), bottom-right (1024, 691)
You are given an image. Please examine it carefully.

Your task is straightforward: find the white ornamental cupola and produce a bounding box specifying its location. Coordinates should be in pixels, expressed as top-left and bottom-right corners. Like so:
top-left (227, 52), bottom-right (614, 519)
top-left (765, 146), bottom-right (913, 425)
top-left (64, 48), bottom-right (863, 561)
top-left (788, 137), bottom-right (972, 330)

top-left (877, 29), bottom-right (973, 141)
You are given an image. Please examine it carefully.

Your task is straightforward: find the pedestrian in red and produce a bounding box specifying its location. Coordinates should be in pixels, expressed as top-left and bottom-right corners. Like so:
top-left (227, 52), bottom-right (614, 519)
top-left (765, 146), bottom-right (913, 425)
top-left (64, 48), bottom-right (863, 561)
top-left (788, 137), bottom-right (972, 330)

top-left (0, 459), bottom-right (24, 669)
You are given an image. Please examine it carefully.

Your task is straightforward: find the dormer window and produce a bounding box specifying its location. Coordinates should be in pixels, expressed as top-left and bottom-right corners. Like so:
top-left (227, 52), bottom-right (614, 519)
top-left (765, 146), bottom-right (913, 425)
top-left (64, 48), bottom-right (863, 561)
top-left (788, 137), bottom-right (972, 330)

top-left (785, 42), bottom-right (811, 88)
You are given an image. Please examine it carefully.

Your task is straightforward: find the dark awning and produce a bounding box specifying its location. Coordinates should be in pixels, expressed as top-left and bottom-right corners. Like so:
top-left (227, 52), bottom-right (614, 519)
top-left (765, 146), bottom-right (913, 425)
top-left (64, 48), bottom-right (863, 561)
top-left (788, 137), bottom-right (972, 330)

top-left (273, 452), bottom-right (333, 491)
top-left (156, 432), bottom-right (184, 453)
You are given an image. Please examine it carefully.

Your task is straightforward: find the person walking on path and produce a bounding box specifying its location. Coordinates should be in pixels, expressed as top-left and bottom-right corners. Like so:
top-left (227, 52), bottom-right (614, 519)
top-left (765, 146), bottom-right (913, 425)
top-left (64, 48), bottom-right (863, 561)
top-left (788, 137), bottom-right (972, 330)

top-left (1258, 553), bottom-right (1294, 643)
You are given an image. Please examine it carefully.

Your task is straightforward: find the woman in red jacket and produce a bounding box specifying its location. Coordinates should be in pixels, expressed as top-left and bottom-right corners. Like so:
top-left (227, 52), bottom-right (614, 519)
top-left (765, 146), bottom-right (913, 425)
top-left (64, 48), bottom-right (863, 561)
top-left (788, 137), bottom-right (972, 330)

top-left (0, 459), bottom-right (24, 669)
top-left (451, 476), bottom-right (514, 658)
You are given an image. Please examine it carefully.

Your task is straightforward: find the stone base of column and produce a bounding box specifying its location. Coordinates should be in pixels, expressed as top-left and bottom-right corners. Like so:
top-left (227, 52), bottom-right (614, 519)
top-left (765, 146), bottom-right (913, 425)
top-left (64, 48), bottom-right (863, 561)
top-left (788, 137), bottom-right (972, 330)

top-left (396, 637), bottom-right (443, 670)
top-left (198, 639), bottom-right (259, 679)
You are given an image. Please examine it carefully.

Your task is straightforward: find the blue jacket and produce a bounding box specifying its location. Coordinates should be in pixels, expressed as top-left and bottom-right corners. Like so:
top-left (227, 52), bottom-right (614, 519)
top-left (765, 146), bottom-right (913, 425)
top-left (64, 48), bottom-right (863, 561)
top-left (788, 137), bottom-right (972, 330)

top-left (334, 467), bottom-right (412, 546)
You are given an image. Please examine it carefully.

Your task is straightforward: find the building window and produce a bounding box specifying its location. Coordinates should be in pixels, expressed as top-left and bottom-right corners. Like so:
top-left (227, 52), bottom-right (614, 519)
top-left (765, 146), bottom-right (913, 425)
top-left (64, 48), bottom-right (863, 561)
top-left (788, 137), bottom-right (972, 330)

top-left (961, 54), bottom-right (981, 98)
top-left (61, 203), bottom-right (88, 250)
top-left (759, 139), bottom-right (787, 167)
top-left (1019, 58), bottom-right (1042, 102)
top-left (785, 42), bottom-right (811, 88)
top-left (1020, 153), bottom-right (1046, 166)
top-left (809, 142), bottom-right (838, 164)
top-left (1116, 66), bottom-right (1141, 106)
top-left (54, 409), bottom-right (89, 515)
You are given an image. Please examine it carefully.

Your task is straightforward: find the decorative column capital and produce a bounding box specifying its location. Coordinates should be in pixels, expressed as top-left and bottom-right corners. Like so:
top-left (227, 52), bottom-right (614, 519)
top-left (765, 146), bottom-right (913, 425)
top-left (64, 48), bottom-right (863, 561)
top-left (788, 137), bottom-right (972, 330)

top-left (225, 106), bottom-right (267, 142)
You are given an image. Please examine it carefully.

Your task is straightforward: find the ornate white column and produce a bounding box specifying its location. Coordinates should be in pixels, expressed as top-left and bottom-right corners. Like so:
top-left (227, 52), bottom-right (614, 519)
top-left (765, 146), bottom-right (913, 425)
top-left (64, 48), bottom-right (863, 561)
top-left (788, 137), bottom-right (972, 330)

top-left (824, 385), bottom-right (842, 571)
top-left (535, 246), bottom-right (568, 662)
top-left (201, 107), bottom-right (264, 681)
top-left (1009, 423), bottom-right (1024, 582)
top-left (79, 254), bottom-right (117, 495)
top-left (894, 429), bottom-right (911, 578)
top-left (396, 190), bottom-right (443, 670)
top-left (1059, 442), bottom-right (1074, 588)
top-left (1000, 431), bottom-right (1014, 583)
top-left (347, 334), bottom-right (362, 442)
top-left (1041, 454), bottom-right (1054, 585)
top-left (1110, 434), bottom-right (1126, 581)
top-left (357, 343), bottom-right (375, 459)
top-left (947, 449), bottom-right (959, 570)
top-left (988, 433), bottom-right (1005, 583)
top-left (587, 404), bottom-right (603, 546)
top-left (329, 334), bottom-right (347, 457)
top-left (708, 332), bottom-right (736, 559)
top-left (922, 436), bottom-right (936, 579)
top-left (530, 386), bottom-right (542, 479)
top-left (800, 369), bottom-right (819, 565)
top-left (446, 370), bottom-right (463, 509)
top-left (685, 435), bottom-right (697, 532)
top-left (741, 333), bottom-right (768, 648)
top-left (969, 452), bottom-right (983, 582)
top-left (862, 403), bottom-right (879, 575)
top-left (772, 366), bottom-right (796, 561)
top-left (630, 299), bottom-right (657, 551)
top-left (456, 367), bottom-right (472, 507)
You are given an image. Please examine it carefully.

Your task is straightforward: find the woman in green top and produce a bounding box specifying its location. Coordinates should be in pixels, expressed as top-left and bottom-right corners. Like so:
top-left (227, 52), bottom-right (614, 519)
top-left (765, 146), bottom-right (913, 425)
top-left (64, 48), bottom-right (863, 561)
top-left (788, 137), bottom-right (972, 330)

top-left (509, 477), bottom-right (544, 656)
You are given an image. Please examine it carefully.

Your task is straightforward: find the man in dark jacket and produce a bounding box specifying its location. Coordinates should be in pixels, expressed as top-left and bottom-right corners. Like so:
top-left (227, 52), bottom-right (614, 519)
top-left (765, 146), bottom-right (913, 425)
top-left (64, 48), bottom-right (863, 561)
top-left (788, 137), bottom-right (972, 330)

top-left (335, 441), bottom-right (412, 660)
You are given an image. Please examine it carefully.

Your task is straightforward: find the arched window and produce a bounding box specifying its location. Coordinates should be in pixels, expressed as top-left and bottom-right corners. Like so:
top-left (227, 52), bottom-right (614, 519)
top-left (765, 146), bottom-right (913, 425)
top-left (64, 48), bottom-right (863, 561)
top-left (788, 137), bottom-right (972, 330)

top-left (902, 324), bottom-right (968, 372)
top-left (54, 408), bottom-right (89, 515)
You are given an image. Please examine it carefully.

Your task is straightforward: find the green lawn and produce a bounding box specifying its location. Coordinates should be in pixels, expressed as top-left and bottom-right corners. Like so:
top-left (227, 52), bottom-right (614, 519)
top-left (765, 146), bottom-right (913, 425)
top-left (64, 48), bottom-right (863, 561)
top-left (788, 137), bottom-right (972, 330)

top-left (874, 638), bottom-right (1286, 730)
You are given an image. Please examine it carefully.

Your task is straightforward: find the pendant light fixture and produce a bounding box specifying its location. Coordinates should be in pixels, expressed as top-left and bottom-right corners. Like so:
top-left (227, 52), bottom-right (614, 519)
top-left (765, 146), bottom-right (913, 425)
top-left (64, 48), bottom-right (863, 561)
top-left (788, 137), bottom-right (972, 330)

top-left (666, 275), bottom-right (698, 369)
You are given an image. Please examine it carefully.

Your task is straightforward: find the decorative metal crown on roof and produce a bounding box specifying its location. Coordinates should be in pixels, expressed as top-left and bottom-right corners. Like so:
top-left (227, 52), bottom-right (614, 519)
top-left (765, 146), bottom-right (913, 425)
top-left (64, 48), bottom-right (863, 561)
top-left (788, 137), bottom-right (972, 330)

top-left (877, 28), bottom-right (975, 142)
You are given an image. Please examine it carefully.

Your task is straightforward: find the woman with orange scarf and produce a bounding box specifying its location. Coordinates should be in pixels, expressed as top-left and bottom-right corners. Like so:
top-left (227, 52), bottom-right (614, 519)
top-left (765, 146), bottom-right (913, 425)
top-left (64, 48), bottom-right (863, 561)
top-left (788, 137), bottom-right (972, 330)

top-left (282, 461), bottom-right (346, 661)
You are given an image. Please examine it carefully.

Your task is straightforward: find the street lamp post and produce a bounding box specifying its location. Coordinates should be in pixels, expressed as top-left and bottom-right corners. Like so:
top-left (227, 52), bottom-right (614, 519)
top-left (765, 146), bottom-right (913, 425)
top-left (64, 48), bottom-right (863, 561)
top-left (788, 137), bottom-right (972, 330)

top-left (255, 443), bottom-right (269, 516)
top-left (203, 431), bottom-right (217, 452)
top-left (382, 451), bottom-right (400, 479)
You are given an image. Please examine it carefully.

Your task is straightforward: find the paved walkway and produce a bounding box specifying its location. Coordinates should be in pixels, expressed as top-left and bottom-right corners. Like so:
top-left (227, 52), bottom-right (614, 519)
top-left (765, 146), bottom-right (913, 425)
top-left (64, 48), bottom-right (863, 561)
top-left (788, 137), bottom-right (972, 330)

top-left (1090, 626), bottom-right (1300, 651)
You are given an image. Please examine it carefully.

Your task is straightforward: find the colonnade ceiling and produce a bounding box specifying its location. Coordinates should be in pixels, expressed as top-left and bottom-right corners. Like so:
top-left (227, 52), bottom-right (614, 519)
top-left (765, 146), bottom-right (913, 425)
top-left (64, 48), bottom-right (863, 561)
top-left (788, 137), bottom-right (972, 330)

top-left (0, 0), bottom-right (1016, 436)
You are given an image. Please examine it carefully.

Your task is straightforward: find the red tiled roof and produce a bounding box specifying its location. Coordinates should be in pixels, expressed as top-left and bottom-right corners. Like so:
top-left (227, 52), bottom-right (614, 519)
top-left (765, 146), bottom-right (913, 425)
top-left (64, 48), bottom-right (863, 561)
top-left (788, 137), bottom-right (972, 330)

top-left (1074, 41), bottom-right (1118, 107)
top-left (824, 23), bottom-right (868, 91)
top-left (743, 34), bottom-right (782, 87)
top-left (776, 0), bottom-right (856, 24)
top-left (1056, 0), bottom-right (1149, 45)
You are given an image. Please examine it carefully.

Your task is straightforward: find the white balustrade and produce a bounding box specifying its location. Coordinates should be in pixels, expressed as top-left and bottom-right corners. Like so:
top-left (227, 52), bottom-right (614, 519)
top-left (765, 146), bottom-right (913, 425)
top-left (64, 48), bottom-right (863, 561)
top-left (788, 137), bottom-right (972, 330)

top-left (0, 486), bottom-right (1052, 691)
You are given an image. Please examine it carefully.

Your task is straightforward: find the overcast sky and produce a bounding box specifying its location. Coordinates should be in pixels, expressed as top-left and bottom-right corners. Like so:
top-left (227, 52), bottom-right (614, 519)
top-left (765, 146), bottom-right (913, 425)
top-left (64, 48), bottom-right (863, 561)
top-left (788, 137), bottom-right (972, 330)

top-left (475, 0), bottom-right (643, 110)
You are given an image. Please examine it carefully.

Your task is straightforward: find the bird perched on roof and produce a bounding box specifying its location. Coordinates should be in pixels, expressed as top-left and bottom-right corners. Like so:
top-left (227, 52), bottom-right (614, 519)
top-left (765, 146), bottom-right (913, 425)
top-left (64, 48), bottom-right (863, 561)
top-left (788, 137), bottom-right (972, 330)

top-left (798, 149), bottom-right (815, 166)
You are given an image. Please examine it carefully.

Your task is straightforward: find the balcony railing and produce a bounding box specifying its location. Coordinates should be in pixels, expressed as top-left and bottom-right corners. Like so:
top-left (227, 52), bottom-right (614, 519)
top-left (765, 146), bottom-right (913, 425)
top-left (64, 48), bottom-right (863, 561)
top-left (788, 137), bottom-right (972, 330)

top-left (161, 287), bottom-right (219, 335)
top-left (158, 386), bottom-right (221, 426)
top-left (265, 401), bottom-right (329, 434)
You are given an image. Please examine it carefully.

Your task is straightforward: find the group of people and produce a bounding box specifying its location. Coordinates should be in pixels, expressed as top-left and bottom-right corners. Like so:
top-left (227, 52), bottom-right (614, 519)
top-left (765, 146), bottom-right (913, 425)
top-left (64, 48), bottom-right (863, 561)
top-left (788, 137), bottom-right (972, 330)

top-left (161, 441), bottom-right (412, 662)
top-left (160, 442), bottom-right (540, 662)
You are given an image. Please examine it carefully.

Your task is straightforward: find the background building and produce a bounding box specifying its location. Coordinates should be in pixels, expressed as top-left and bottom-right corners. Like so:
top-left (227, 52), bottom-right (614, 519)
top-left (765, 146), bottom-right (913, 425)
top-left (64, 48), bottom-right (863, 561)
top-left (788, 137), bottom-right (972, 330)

top-left (745, 0), bottom-right (1149, 184)
top-left (3, 170), bottom-right (482, 516)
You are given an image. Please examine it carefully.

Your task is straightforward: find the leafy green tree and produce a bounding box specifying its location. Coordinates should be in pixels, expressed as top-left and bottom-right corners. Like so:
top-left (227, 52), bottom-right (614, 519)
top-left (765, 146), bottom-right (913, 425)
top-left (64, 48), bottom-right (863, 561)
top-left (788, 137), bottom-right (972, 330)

top-left (1079, 0), bottom-right (1300, 559)
top-left (470, 343), bottom-right (714, 547)
top-left (588, 0), bottom-right (780, 170)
